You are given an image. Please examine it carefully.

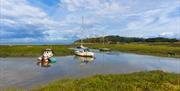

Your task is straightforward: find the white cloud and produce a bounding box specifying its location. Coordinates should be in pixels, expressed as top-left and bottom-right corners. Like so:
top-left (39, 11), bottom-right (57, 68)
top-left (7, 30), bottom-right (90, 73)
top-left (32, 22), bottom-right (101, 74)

top-left (57, 0), bottom-right (130, 38)
top-left (0, 0), bottom-right (64, 43)
top-left (155, 32), bottom-right (179, 39)
top-left (60, 0), bottom-right (129, 19)
top-left (1, 0), bottom-right (48, 29)
top-left (1, 0), bottom-right (47, 19)
top-left (58, 0), bottom-right (180, 39)
top-left (160, 32), bottom-right (174, 36)
top-left (93, 1), bottom-right (129, 17)
top-left (1, 0), bottom-right (180, 44)
top-left (117, 1), bottom-right (180, 37)
top-left (60, 0), bottom-right (102, 12)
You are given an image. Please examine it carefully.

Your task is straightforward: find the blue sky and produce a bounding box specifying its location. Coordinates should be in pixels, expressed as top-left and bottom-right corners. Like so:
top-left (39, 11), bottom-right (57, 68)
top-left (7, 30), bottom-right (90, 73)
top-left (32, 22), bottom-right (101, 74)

top-left (0, 0), bottom-right (180, 44)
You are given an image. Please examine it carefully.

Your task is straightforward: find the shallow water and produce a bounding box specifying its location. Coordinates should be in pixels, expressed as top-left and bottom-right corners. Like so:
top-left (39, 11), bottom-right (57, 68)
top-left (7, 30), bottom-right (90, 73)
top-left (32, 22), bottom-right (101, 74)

top-left (0, 51), bottom-right (179, 88)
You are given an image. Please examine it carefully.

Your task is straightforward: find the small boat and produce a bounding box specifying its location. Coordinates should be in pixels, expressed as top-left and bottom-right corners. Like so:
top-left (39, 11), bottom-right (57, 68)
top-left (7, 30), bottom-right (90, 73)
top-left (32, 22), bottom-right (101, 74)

top-left (74, 48), bottom-right (94, 57)
top-left (99, 48), bottom-right (111, 52)
top-left (37, 48), bottom-right (56, 63)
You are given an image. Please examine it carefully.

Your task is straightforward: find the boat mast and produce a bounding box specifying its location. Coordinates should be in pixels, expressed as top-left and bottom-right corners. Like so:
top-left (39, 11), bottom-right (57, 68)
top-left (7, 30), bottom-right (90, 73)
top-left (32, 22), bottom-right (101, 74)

top-left (81, 16), bottom-right (84, 46)
top-left (103, 31), bottom-right (105, 45)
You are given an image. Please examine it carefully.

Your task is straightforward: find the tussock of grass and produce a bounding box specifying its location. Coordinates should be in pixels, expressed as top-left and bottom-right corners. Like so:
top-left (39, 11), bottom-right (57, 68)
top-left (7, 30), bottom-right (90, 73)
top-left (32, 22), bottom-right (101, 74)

top-left (30, 71), bottom-right (180, 91)
top-left (0, 45), bottom-right (73, 57)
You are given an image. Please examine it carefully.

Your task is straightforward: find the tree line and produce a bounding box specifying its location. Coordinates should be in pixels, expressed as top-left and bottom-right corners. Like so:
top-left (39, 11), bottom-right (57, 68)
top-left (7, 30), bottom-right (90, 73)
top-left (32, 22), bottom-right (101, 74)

top-left (74, 35), bottom-right (179, 44)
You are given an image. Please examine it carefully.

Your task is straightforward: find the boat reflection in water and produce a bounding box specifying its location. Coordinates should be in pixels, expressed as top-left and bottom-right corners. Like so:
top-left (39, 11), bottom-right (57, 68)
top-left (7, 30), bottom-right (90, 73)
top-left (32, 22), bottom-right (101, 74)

top-left (74, 56), bottom-right (95, 65)
top-left (36, 61), bottom-right (51, 68)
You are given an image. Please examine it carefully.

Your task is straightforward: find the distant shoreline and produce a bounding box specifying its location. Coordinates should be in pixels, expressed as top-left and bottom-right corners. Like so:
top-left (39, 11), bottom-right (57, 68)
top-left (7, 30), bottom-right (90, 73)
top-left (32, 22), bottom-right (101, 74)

top-left (84, 43), bottom-right (180, 58)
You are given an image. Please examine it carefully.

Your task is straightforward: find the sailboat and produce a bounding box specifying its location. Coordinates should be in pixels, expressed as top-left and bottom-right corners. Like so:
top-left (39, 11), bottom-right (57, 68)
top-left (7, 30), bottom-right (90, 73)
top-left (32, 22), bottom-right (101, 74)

top-left (74, 17), bottom-right (94, 57)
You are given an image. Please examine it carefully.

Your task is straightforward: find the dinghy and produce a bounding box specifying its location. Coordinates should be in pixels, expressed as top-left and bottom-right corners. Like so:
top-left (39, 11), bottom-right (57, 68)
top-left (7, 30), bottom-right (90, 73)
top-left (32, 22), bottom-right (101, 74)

top-left (37, 49), bottom-right (56, 64)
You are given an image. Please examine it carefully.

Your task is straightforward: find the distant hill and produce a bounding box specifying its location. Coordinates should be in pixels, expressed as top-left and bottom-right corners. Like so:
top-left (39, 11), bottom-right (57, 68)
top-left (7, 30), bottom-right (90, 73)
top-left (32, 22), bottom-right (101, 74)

top-left (74, 35), bottom-right (179, 44)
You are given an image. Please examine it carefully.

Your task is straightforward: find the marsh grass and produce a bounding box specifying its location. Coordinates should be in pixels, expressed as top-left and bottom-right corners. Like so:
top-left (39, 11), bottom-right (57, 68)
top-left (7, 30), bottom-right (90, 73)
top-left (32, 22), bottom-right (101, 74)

top-left (0, 45), bottom-right (73, 57)
top-left (84, 43), bottom-right (180, 58)
top-left (0, 43), bottom-right (180, 58)
top-left (1, 88), bottom-right (24, 91)
top-left (30, 71), bottom-right (180, 91)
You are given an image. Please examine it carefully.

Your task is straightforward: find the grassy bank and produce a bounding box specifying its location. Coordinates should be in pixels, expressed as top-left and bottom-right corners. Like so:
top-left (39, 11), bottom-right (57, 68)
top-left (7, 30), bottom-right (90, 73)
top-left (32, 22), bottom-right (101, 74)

top-left (13, 71), bottom-right (177, 91)
top-left (1, 42), bottom-right (180, 58)
top-left (0, 45), bottom-right (73, 57)
top-left (84, 43), bottom-right (180, 58)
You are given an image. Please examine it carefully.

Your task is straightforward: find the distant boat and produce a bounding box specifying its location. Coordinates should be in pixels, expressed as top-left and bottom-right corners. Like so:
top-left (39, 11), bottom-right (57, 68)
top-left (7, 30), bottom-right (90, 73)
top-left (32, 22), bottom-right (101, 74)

top-left (99, 33), bottom-right (111, 52)
top-left (74, 16), bottom-right (94, 57)
top-left (99, 48), bottom-right (111, 51)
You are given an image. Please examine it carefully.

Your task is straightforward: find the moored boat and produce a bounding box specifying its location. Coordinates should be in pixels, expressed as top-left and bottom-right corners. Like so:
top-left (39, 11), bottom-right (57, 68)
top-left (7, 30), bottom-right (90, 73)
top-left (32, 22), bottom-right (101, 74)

top-left (74, 16), bottom-right (95, 57)
top-left (74, 48), bottom-right (94, 57)
top-left (99, 48), bottom-right (111, 52)
top-left (37, 48), bottom-right (56, 64)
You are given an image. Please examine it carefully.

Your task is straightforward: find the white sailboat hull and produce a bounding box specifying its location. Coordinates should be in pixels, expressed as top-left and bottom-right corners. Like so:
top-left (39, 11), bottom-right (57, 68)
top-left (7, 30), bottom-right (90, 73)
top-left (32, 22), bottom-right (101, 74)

top-left (75, 51), bottom-right (94, 57)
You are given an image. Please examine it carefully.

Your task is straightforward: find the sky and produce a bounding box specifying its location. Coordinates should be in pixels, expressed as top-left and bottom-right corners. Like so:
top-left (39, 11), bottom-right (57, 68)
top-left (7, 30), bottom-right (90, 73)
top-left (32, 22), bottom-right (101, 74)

top-left (0, 0), bottom-right (180, 44)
